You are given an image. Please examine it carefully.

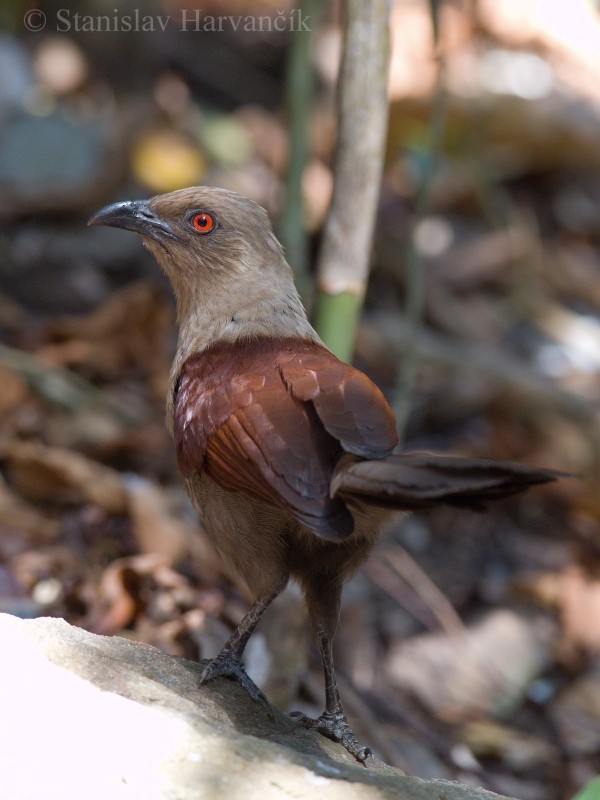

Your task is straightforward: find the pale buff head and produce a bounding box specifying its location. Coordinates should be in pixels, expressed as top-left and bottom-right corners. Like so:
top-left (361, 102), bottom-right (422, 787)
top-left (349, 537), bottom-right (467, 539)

top-left (89, 186), bottom-right (316, 353)
top-left (90, 187), bottom-right (287, 296)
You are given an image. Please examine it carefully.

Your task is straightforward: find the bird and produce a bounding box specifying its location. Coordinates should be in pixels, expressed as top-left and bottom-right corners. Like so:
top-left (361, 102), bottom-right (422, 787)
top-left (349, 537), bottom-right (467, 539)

top-left (89, 187), bottom-right (561, 763)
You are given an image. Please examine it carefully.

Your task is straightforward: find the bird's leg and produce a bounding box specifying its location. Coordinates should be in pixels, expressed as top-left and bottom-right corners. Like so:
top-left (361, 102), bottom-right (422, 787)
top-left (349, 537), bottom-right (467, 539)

top-left (292, 588), bottom-right (372, 765)
top-left (199, 577), bottom-right (286, 710)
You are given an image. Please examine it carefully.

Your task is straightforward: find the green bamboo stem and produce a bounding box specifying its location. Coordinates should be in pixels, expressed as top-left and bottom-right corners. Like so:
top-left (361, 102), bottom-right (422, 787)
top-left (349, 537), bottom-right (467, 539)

top-left (279, 0), bottom-right (322, 300)
top-left (313, 290), bottom-right (363, 363)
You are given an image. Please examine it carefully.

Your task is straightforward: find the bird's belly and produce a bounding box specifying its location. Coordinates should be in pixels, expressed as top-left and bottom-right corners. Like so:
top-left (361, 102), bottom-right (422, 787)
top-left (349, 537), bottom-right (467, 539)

top-left (185, 473), bottom-right (401, 595)
top-left (185, 473), bottom-right (291, 598)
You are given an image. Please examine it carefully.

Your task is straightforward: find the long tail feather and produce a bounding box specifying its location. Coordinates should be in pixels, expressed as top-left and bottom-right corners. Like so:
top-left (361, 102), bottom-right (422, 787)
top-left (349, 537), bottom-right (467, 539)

top-left (331, 452), bottom-right (567, 511)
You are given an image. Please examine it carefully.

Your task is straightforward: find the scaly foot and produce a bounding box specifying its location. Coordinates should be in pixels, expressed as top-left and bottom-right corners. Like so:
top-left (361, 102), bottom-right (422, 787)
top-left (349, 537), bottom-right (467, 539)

top-left (291, 709), bottom-right (372, 764)
top-left (200, 652), bottom-right (273, 713)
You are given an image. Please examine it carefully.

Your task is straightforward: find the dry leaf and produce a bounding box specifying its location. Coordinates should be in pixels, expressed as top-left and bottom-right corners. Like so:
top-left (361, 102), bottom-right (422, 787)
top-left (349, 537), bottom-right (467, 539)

top-left (549, 665), bottom-right (600, 756)
top-left (89, 553), bottom-right (205, 645)
top-left (385, 610), bottom-right (554, 722)
top-left (124, 475), bottom-right (223, 576)
top-left (520, 565), bottom-right (600, 659)
top-left (0, 473), bottom-right (60, 545)
top-left (90, 554), bottom-right (163, 633)
top-left (460, 720), bottom-right (558, 771)
top-left (558, 565), bottom-right (600, 658)
top-left (1, 440), bottom-right (127, 514)
top-left (0, 365), bottom-right (28, 415)
top-left (43, 281), bottom-right (173, 399)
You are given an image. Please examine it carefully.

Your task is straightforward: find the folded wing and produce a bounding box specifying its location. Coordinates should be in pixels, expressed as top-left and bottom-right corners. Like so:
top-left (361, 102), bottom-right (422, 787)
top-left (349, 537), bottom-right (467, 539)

top-left (173, 338), bottom-right (398, 540)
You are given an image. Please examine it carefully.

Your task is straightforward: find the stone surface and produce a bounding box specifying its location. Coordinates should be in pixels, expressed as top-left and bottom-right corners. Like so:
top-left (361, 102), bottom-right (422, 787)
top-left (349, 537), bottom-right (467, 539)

top-left (0, 613), bottom-right (516, 800)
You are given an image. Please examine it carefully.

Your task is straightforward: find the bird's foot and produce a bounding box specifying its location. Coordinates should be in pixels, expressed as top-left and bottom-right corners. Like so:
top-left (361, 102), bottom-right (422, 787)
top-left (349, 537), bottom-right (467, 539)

top-left (199, 652), bottom-right (273, 714)
top-left (291, 709), bottom-right (372, 765)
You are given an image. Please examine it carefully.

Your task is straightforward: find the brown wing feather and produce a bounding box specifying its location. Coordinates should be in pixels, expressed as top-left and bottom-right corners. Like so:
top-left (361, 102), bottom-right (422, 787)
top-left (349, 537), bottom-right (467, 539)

top-left (173, 337), bottom-right (398, 539)
top-left (278, 349), bottom-right (398, 458)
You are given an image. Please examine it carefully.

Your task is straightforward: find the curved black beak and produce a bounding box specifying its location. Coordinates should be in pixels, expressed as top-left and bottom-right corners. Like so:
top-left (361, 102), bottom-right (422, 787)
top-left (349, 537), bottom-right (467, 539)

top-left (88, 200), bottom-right (177, 241)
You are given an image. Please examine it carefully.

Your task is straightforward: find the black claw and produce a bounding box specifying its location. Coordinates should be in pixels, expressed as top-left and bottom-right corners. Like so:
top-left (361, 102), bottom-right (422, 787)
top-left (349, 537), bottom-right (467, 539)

top-left (291, 710), bottom-right (372, 765)
top-left (200, 653), bottom-right (274, 715)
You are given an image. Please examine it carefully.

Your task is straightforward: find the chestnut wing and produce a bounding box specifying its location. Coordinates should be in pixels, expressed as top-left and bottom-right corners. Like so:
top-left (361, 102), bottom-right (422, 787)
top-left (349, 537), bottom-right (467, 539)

top-left (173, 341), bottom-right (358, 539)
top-left (277, 347), bottom-right (399, 458)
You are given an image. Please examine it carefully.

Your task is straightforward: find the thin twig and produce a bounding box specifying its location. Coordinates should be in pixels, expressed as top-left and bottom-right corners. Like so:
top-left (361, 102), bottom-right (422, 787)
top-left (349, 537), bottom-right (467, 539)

top-left (383, 548), bottom-right (465, 637)
top-left (395, 10), bottom-right (448, 442)
top-left (365, 559), bottom-right (443, 631)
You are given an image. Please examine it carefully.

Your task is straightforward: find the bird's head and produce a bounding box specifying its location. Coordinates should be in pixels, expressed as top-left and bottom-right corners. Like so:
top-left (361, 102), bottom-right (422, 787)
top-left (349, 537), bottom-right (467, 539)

top-left (89, 187), bottom-right (296, 324)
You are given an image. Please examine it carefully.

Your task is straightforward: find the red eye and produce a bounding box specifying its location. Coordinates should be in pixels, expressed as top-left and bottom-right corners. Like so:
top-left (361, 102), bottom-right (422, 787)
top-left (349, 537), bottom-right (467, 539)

top-left (192, 212), bottom-right (216, 234)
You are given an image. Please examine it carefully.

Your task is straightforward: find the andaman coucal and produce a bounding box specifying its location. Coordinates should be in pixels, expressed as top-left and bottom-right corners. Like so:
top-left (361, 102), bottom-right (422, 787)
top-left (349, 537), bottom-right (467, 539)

top-left (89, 187), bottom-right (561, 763)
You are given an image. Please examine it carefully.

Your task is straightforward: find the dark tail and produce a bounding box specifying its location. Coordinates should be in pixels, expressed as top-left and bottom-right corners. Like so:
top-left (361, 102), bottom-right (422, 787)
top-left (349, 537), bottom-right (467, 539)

top-left (331, 452), bottom-right (566, 511)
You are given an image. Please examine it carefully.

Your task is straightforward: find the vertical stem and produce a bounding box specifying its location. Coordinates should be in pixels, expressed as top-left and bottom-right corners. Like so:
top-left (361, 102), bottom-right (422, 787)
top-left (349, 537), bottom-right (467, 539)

top-left (313, 0), bottom-right (392, 360)
top-left (313, 290), bottom-right (363, 362)
top-left (394, 16), bottom-right (447, 442)
top-left (279, 0), bottom-right (322, 301)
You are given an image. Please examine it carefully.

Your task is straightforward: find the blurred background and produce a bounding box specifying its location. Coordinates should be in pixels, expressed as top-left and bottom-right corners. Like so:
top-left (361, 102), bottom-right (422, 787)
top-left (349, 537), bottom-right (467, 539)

top-left (0, 1), bottom-right (599, 797)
